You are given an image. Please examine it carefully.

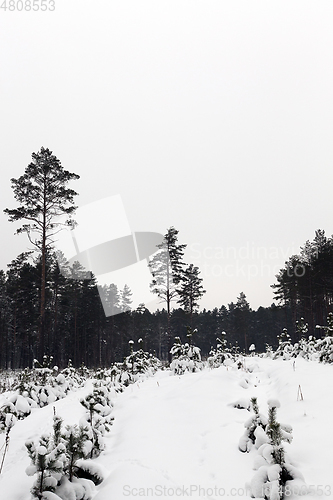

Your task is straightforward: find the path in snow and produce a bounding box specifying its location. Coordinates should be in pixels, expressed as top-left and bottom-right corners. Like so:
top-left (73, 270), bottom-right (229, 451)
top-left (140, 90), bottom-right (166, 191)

top-left (92, 358), bottom-right (333, 499)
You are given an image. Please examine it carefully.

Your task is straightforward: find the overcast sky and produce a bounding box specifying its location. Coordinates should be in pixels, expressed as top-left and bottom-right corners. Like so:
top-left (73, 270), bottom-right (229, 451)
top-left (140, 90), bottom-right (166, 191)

top-left (1, 0), bottom-right (333, 311)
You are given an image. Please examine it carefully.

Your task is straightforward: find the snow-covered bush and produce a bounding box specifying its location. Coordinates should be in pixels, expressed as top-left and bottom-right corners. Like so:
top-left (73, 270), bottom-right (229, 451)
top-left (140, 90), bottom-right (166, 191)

top-left (273, 329), bottom-right (293, 360)
top-left (25, 434), bottom-right (66, 499)
top-left (8, 393), bottom-right (36, 418)
top-left (295, 317), bottom-right (308, 340)
top-left (61, 423), bottom-right (103, 485)
top-left (238, 397), bottom-right (268, 452)
top-left (0, 410), bottom-right (16, 474)
top-left (271, 313), bottom-right (333, 363)
top-left (249, 399), bottom-right (305, 499)
top-left (0, 369), bottom-right (20, 393)
top-left (207, 333), bottom-right (232, 368)
top-left (0, 361), bottom-right (89, 433)
top-left (26, 412), bottom-right (104, 500)
top-left (290, 335), bottom-right (317, 360)
top-left (0, 401), bottom-right (17, 433)
top-left (170, 337), bottom-right (203, 375)
top-left (316, 335), bottom-right (333, 363)
top-left (79, 383), bottom-right (114, 458)
top-left (261, 343), bottom-right (274, 358)
top-left (122, 339), bottom-right (161, 378)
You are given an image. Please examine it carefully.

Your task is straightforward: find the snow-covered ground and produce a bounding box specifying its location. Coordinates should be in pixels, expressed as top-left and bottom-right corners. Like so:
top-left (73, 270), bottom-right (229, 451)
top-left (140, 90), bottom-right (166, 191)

top-left (1, 357), bottom-right (332, 499)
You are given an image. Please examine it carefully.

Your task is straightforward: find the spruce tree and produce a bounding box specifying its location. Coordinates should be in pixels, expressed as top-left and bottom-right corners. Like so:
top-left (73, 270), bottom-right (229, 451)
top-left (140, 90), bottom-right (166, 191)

top-left (177, 264), bottom-right (205, 328)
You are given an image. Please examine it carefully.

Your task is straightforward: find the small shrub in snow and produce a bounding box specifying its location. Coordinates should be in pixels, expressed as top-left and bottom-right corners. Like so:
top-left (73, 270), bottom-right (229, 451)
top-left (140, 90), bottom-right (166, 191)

top-left (8, 393), bottom-right (36, 418)
top-left (316, 336), bottom-right (333, 363)
top-left (320, 311), bottom-right (333, 337)
top-left (207, 334), bottom-right (232, 368)
top-left (123, 340), bottom-right (161, 377)
top-left (0, 362), bottom-right (90, 431)
top-left (26, 412), bottom-right (103, 500)
top-left (0, 411), bottom-right (16, 473)
top-left (295, 317), bottom-right (308, 341)
top-left (272, 313), bottom-right (333, 363)
top-left (34, 355), bottom-right (54, 370)
top-left (238, 397), bottom-right (268, 452)
top-left (273, 329), bottom-right (292, 360)
top-left (61, 424), bottom-right (88, 481)
top-left (0, 401), bottom-right (17, 433)
top-left (78, 412), bottom-right (107, 459)
top-left (170, 336), bottom-right (203, 375)
top-left (291, 335), bottom-right (317, 360)
top-left (53, 413), bottom-right (63, 447)
top-left (249, 400), bottom-right (305, 499)
top-left (25, 435), bottom-right (66, 499)
top-left (170, 337), bottom-right (183, 359)
top-left (0, 370), bottom-right (19, 392)
top-left (79, 384), bottom-right (114, 458)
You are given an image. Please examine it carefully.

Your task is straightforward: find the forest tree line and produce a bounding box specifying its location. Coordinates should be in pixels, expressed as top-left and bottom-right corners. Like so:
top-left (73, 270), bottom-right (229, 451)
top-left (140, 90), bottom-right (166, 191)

top-left (0, 250), bottom-right (288, 369)
top-left (1, 148), bottom-right (333, 369)
top-left (1, 230), bottom-right (333, 369)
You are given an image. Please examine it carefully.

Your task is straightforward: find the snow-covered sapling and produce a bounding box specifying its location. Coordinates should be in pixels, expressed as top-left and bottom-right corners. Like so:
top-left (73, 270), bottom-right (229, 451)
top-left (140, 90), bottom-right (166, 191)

top-left (25, 434), bottom-right (66, 499)
top-left (238, 397), bottom-right (268, 452)
top-left (170, 336), bottom-right (202, 375)
top-left (208, 334), bottom-right (229, 368)
top-left (0, 412), bottom-right (16, 474)
top-left (0, 401), bottom-right (17, 433)
top-left (273, 329), bottom-right (292, 360)
top-left (55, 416), bottom-right (103, 491)
top-left (80, 386), bottom-right (114, 458)
top-left (266, 400), bottom-right (287, 467)
top-left (250, 399), bottom-right (299, 500)
top-left (315, 313), bottom-right (333, 363)
top-left (61, 425), bottom-right (86, 481)
top-left (53, 411), bottom-right (63, 447)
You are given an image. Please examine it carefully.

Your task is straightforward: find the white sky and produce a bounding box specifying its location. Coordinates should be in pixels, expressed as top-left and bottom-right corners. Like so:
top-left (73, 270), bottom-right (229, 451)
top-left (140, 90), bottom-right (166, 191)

top-left (1, 0), bottom-right (333, 311)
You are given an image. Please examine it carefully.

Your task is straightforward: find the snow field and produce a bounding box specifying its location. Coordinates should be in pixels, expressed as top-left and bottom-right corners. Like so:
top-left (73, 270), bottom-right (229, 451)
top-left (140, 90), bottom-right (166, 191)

top-left (0, 380), bottom-right (95, 500)
top-left (0, 357), bottom-right (332, 499)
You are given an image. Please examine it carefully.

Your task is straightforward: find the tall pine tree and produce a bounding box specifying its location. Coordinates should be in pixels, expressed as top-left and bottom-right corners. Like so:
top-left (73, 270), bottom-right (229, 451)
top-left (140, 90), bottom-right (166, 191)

top-left (4, 147), bottom-right (80, 359)
top-left (149, 227), bottom-right (186, 360)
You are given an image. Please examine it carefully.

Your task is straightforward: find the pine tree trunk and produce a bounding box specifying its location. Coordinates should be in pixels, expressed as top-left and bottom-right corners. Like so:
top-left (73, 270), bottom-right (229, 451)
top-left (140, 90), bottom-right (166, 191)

top-left (13, 300), bottom-right (17, 369)
top-left (167, 288), bottom-right (171, 363)
top-left (39, 246), bottom-right (46, 360)
top-left (39, 186), bottom-right (47, 360)
top-left (53, 281), bottom-right (58, 365)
